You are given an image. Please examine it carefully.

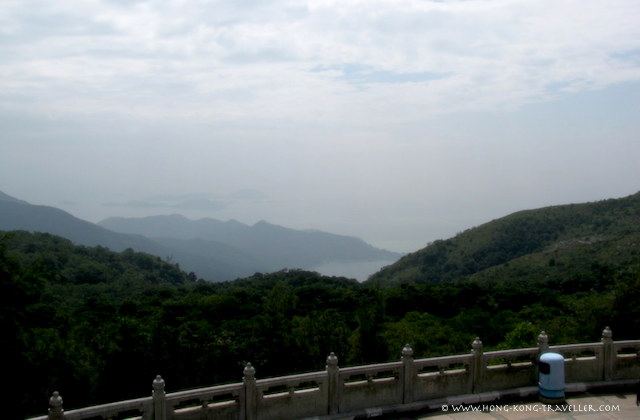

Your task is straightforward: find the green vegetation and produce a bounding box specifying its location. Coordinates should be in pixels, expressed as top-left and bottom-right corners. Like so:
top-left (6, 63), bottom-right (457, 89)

top-left (5, 192), bottom-right (640, 418)
top-left (368, 192), bottom-right (640, 286)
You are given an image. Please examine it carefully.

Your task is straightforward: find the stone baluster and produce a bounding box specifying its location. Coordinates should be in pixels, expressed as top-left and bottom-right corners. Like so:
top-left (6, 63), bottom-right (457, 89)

top-left (401, 344), bottom-right (415, 404)
top-left (537, 331), bottom-right (549, 355)
top-left (470, 337), bottom-right (483, 394)
top-left (326, 352), bottom-right (340, 415)
top-left (538, 331), bottom-right (549, 354)
top-left (243, 363), bottom-right (257, 420)
top-left (602, 326), bottom-right (614, 381)
top-left (152, 375), bottom-right (166, 420)
top-left (534, 331), bottom-right (550, 383)
top-left (48, 391), bottom-right (64, 420)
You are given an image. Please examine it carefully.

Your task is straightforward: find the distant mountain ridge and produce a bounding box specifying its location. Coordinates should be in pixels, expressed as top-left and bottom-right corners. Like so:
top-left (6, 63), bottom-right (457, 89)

top-left (0, 190), bottom-right (29, 205)
top-left (0, 193), bottom-right (161, 252)
top-left (0, 191), bottom-right (401, 281)
top-left (368, 191), bottom-right (640, 287)
top-left (0, 192), bottom-right (247, 280)
top-left (99, 214), bottom-right (401, 271)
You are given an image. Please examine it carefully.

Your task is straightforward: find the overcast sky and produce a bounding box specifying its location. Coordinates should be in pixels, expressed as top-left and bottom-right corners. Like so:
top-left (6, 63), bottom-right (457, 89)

top-left (1, 0), bottom-right (640, 253)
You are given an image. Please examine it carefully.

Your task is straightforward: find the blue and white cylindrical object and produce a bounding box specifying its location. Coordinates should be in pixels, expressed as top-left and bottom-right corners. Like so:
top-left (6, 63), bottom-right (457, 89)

top-left (538, 352), bottom-right (565, 402)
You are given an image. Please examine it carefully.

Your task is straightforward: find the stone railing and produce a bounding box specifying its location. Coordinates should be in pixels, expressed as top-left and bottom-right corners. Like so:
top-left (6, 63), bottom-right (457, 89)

top-left (32, 327), bottom-right (640, 420)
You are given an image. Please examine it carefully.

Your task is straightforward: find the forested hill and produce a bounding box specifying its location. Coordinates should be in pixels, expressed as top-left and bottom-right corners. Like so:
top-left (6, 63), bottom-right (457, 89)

top-left (368, 191), bottom-right (640, 287)
top-left (0, 230), bottom-right (364, 417)
top-left (4, 227), bottom-right (640, 418)
top-left (1, 230), bottom-right (194, 291)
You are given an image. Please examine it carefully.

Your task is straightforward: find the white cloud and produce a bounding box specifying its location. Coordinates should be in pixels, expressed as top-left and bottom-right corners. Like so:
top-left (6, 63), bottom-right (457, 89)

top-left (2, 0), bottom-right (639, 124)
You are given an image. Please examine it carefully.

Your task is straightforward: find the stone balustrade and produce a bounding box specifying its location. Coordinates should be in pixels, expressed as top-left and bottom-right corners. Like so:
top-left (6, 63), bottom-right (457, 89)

top-left (30, 327), bottom-right (640, 420)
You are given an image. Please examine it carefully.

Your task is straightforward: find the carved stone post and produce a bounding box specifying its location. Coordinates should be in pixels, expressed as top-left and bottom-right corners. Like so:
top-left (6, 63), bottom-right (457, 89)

top-left (535, 331), bottom-right (550, 383)
top-left (400, 344), bottom-right (415, 404)
top-left (243, 363), bottom-right (257, 420)
top-left (470, 337), bottom-right (483, 394)
top-left (152, 375), bottom-right (167, 420)
top-left (537, 331), bottom-right (549, 355)
top-left (326, 352), bottom-right (340, 415)
top-left (48, 391), bottom-right (64, 420)
top-left (602, 326), bottom-right (614, 381)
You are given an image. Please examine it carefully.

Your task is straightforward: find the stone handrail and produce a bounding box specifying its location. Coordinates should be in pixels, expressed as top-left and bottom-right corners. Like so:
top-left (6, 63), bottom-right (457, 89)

top-left (31, 327), bottom-right (640, 420)
top-left (48, 396), bottom-right (152, 420)
top-left (166, 381), bottom-right (244, 418)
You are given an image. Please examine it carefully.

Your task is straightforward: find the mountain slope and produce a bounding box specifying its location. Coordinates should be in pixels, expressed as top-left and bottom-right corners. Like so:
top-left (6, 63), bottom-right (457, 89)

top-left (0, 192), bottom-right (261, 281)
top-left (98, 215), bottom-right (402, 269)
top-left (368, 191), bottom-right (640, 286)
top-left (0, 191), bottom-right (401, 282)
top-left (0, 229), bottom-right (193, 288)
top-left (0, 190), bottom-right (29, 205)
top-left (0, 194), bottom-right (160, 252)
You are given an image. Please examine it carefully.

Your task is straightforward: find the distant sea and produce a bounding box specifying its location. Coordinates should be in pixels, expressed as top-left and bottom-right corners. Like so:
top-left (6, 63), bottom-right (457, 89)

top-left (310, 259), bottom-right (399, 282)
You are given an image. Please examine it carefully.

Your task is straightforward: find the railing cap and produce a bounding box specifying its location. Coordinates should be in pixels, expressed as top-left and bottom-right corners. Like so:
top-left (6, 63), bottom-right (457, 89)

top-left (327, 352), bottom-right (338, 367)
top-left (152, 375), bottom-right (165, 393)
top-left (244, 362), bottom-right (256, 381)
top-left (402, 344), bottom-right (414, 358)
top-left (602, 326), bottom-right (613, 342)
top-left (472, 337), bottom-right (482, 352)
top-left (538, 331), bottom-right (549, 347)
top-left (49, 391), bottom-right (63, 412)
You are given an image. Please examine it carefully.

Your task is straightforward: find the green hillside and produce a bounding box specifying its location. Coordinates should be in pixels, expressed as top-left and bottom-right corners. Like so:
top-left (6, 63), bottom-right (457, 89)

top-left (1, 230), bottom-right (368, 417)
top-left (368, 192), bottom-right (640, 287)
top-left (6, 193), bottom-right (640, 418)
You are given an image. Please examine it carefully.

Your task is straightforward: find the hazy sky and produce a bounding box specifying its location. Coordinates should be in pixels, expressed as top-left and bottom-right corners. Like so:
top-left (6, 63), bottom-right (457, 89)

top-left (1, 0), bottom-right (640, 253)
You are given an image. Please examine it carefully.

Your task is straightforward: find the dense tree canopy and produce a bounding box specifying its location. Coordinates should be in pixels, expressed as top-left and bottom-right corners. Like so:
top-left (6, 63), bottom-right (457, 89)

top-left (3, 230), bottom-right (638, 419)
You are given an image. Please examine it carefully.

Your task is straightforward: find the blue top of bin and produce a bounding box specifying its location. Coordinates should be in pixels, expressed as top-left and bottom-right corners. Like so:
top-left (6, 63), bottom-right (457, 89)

top-left (540, 352), bottom-right (564, 364)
